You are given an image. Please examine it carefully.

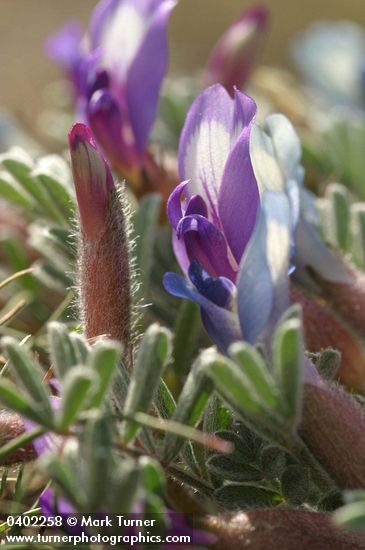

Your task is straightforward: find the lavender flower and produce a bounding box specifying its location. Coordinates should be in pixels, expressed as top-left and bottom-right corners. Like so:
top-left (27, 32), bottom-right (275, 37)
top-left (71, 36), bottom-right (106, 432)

top-left (163, 84), bottom-right (358, 371)
top-left (46, 0), bottom-right (177, 182)
top-left (163, 84), bottom-right (292, 351)
top-left (45, 21), bottom-right (86, 99)
top-left (205, 5), bottom-right (269, 93)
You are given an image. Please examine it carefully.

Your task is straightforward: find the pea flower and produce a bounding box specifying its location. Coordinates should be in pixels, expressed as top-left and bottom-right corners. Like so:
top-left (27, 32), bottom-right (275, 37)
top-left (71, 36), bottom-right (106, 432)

top-left (46, 0), bottom-right (177, 187)
top-left (163, 84), bottom-right (292, 351)
top-left (163, 84), bottom-right (365, 393)
top-left (204, 5), bottom-right (269, 93)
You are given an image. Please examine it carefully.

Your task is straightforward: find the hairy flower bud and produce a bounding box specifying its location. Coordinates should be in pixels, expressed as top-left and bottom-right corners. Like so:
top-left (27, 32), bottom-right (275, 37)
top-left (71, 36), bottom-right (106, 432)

top-left (203, 510), bottom-right (365, 549)
top-left (69, 123), bottom-right (132, 362)
top-left (291, 285), bottom-right (365, 393)
top-left (0, 409), bottom-right (36, 464)
top-left (317, 267), bottom-right (365, 341)
top-left (300, 383), bottom-right (365, 489)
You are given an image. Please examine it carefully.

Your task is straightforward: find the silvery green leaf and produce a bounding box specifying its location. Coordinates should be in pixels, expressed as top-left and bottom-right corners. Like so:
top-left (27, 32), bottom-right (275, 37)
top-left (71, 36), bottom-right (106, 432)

top-left (215, 429), bottom-right (259, 465)
top-left (334, 501), bottom-right (365, 533)
top-left (82, 414), bottom-right (113, 511)
top-left (0, 170), bottom-right (34, 208)
top-left (172, 299), bottom-right (201, 378)
top-left (40, 455), bottom-right (82, 510)
top-left (207, 353), bottom-right (263, 417)
top-left (57, 367), bottom-right (95, 430)
top-left (2, 336), bottom-right (54, 424)
top-left (161, 348), bottom-right (215, 464)
top-left (69, 332), bottom-right (91, 365)
top-left (1, 148), bottom-right (66, 225)
top-left (48, 322), bottom-right (79, 380)
top-left (229, 342), bottom-right (278, 410)
top-left (272, 318), bottom-right (304, 423)
top-left (207, 455), bottom-right (262, 483)
top-left (350, 203), bottom-right (365, 267)
top-left (326, 183), bottom-right (351, 251)
top-left (134, 193), bottom-right (161, 294)
top-left (32, 260), bottom-right (71, 291)
top-left (108, 460), bottom-right (141, 514)
top-left (122, 324), bottom-right (172, 441)
top-left (0, 380), bottom-right (47, 425)
top-left (87, 341), bottom-right (121, 408)
top-left (260, 445), bottom-right (287, 479)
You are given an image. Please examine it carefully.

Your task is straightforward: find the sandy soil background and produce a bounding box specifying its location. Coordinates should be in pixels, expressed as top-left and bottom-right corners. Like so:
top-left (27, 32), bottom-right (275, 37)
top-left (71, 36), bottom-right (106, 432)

top-left (1, 0), bottom-right (365, 131)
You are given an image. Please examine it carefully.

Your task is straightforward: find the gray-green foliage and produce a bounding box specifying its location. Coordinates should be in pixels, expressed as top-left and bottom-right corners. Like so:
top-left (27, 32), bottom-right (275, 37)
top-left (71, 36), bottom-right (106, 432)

top-left (318, 181), bottom-right (365, 268)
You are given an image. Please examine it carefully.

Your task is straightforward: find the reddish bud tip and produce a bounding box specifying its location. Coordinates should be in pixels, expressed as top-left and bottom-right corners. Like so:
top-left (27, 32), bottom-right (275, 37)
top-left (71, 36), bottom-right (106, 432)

top-left (69, 123), bottom-right (114, 240)
top-left (205, 5), bottom-right (269, 93)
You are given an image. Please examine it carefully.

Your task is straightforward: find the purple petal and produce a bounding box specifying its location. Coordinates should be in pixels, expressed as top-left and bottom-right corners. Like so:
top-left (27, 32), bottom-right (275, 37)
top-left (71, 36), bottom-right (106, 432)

top-left (87, 89), bottom-right (137, 171)
top-left (86, 68), bottom-right (110, 100)
top-left (218, 89), bottom-right (259, 262)
top-left (163, 272), bottom-right (241, 352)
top-left (237, 192), bottom-right (291, 344)
top-left (179, 85), bottom-right (236, 224)
top-left (45, 21), bottom-right (84, 70)
top-left (172, 232), bottom-right (191, 277)
top-left (40, 488), bottom-right (75, 516)
top-left (91, 0), bottom-right (166, 50)
top-left (177, 214), bottom-right (237, 280)
top-left (45, 22), bottom-right (86, 96)
top-left (166, 180), bottom-right (189, 229)
top-left (188, 260), bottom-right (236, 309)
top-left (91, 0), bottom-right (176, 154)
top-left (179, 85), bottom-right (256, 230)
top-left (185, 195), bottom-right (208, 217)
top-left (126, 0), bottom-right (177, 153)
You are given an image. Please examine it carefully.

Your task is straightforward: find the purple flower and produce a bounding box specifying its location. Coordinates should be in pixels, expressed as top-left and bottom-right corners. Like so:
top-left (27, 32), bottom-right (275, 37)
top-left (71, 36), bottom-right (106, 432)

top-left (46, 0), bottom-right (177, 179)
top-left (205, 5), bottom-right (269, 94)
top-left (163, 84), bottom-right (292, 350)
top-left (45, 21), bottom-right (86, 98)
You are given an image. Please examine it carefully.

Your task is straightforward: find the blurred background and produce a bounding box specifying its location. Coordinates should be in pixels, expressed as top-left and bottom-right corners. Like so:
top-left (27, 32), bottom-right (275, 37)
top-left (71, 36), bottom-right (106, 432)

top-left (1, 0), bottom-right (365, 123)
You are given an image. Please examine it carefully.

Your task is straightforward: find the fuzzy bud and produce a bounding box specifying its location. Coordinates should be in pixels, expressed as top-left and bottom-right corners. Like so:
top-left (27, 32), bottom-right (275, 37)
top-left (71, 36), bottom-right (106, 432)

top-left (291, 285), bottom-right (365, 393)
top-left (0, 410), bottom-right (36, 464)
top-left (300, 383), bottom-right (365, 489)
top-left (204, 6), bottom-right (269, 94)
top-left (316, 267), bottom-right (365, 342)
top-left (69, 123), bottom-right (132, 360)
top-left (203, 510), bottom-right (365, 549)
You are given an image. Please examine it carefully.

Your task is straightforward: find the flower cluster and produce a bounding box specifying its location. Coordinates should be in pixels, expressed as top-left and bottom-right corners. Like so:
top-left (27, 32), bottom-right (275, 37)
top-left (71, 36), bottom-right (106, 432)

top-left (46, 0), bottom-right (176, 187)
